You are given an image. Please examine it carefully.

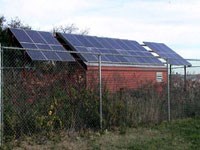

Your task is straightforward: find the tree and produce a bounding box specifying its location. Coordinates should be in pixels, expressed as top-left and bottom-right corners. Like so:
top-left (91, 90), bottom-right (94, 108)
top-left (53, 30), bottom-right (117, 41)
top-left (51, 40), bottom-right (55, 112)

top-left (7, 17), bottom-right (31, 30)
top-left (0, 16), bottom-right (31, 46)
top-left (52, 23), bottom-right (89, 35)
top-left (0, 16), bottom-right (7, 45)
top-left (0, 16), bottom-right (6, 30)
top-left (0, 16), bottom-right (32, 68)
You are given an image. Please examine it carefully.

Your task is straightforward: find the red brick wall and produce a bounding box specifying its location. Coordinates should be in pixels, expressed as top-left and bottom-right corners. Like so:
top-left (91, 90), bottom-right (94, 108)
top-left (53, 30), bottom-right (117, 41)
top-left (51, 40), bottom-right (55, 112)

top-left (86, 65), bottom-right (167, 92)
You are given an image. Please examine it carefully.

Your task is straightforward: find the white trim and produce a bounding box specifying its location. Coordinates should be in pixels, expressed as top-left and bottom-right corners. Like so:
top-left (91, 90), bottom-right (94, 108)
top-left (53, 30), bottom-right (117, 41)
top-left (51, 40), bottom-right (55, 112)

top-left (85, 62), bottom-right (166, 68)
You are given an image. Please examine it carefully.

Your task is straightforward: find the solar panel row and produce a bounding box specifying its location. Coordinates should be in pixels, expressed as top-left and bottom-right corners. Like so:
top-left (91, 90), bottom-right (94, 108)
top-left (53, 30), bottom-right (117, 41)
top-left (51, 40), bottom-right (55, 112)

top-left (9, 28), bottom-right (190, 66)
top-left (144, 42), bottom-right (191, 66)
top-left (10, 28), bottom-right (75, 61)
top-left (58, 33), bottom-right (163, 65)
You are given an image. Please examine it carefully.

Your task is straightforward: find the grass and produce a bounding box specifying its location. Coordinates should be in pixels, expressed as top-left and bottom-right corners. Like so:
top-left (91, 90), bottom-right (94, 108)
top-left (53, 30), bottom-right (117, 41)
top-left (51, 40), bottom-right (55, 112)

top-left (2, 117), bottom-right (200, 150)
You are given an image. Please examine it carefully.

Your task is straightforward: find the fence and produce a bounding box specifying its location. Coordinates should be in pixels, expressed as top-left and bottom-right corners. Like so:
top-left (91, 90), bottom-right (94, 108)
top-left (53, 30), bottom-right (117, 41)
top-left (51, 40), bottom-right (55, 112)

top-left (0, 46), bottom-right (200, 146)
top-left (170, 59), bottom-right (200, 119)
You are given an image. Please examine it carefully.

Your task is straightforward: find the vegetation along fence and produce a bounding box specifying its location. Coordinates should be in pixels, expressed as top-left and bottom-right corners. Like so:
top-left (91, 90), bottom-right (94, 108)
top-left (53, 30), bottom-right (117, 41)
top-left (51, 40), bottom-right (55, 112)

top-left (0, 46), bottom-right (200, 146)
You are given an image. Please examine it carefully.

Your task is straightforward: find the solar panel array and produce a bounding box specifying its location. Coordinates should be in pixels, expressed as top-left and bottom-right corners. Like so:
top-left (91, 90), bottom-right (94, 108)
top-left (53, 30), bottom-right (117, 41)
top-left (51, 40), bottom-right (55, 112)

top-left (144, 42), bottom-right (191, 66)
top-left (9, 28), bottom-right (189, 66)
top-left (9, 28), bottom-right (75, 61)
top-left (58, 33), bottom-right (163, 65)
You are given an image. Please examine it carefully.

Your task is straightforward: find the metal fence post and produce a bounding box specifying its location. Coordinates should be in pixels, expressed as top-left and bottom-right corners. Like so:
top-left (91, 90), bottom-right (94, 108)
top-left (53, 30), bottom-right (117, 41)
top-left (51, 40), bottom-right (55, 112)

top-left (167, 59), bottom-right (171, 121)
top-left (98, 54), bottom-right (103, 129)
top-left (0, 44), bottom-right (3, 146)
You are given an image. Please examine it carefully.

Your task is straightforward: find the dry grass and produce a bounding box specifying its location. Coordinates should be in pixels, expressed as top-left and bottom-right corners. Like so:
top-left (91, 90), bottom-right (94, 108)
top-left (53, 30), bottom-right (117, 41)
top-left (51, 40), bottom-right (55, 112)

top-left (3, 118), bottom-right (199, 150)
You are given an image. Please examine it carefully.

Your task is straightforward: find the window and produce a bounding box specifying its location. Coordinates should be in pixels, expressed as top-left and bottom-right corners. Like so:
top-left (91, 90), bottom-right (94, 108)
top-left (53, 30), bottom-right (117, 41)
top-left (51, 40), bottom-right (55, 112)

top-left (156, 72), bottom-right (163, 82)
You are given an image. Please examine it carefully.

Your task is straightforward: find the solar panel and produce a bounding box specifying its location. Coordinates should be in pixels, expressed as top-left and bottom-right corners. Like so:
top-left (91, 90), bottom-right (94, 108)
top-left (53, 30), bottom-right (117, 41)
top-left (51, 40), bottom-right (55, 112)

top-left (144, 42), bottom-right (191, 66)
top-left (58, 33), bottom-right (163, 65)
top-left (9, 28), bottom-right (75, 62)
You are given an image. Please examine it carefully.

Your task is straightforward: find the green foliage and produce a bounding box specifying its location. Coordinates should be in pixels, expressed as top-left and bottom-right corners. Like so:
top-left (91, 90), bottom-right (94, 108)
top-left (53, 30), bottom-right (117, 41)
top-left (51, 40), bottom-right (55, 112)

top-left (160, 118), bottom-right (200, 149)
top-left (3, 63), bottom-right (99, 142)
top-left (2, 62), bottom-right (200, 144)
top-left (89, 118), bottom-right (200, 150)
top-left (2, 118), bottom-right (199, 149)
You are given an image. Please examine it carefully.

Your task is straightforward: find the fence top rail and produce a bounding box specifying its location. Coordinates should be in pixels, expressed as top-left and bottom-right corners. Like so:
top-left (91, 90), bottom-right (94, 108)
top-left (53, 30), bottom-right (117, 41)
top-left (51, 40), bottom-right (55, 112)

top-left (1, 46), bottom-right (162, 59)
top-left (2, 46), bottom-right (198, 64)
top-left (186, 58), bottom-right (200, 61)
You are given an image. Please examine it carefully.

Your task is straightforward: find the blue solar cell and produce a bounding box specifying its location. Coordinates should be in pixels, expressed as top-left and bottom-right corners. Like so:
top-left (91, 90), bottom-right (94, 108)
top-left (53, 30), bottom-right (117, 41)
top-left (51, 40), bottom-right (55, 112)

top-left (144, 42), bottom-right (191, 66)
top-left (105, 38), bottom-right (123, 49)
top-left (136, 57), bottom-right (146, 63)
top-left (27, 51), bottom-right (47, 61)
top-left (36, 44), bottom-right (60, 60)
top-left (75, 47), bottom-right (98, 62)
top-left (118, 50), bottom-right (129, 55)
top-left (135, 52), bottom-right (144, 56)
top-left (51, 45), bottom-right (65, 51)
top-left (106, 55), bottom-right (121, 62)
top-left (91, 49), bottom-right (110, 62)
top-left (112, 38), bottom-right (125, 50)
top-left (75, 35), bottom-right (94, 47)
top-left (116, 56), bottom-right (128, 62)
top-left (76, 47), bottom-right (89, 52)
top-left (130, 41), bottom-right (147, 51)
top-left (159, 44), bottom-right (174, 53)
top-left (109, 49), bottom-right (120, 54)
top-left (116, 39), bottom-right (131, 50)
top-left (122, 40), bottom-right (147, 52)
top-left (100, 49), bottom-right (110, 54)
top-left (10, 28), bottom-right (32, 43)
top-left (39, 32), bottom-right (60, 45)
top-left (84, 36), bottom-right (105, 48)
top-left (26, 30), bottom-right (46, 44)
top-left (83, 54), bottom-right (98, 62)
top-left (121, 40), bottom-right (136, 50)
top-left (125, 56), bottom-right (138, 64)
top-left (168, 59), bottom-right (178, 65)
top-left (127, 51), bottom-right (136, 56)
top-left (148, 58), bottom-right (160, 65)
top-left (9, 28), bottom-right (75, 62)
top-left (36, 44), bottom-right (51, 50)
top-left (20, 43), bottom-right (37, 49)
top-left (20, 43), bottom-right (46, 60)
top-left (143, 52), bottom-right (152, 57)
top-left (56, 51), bottom-right (75, 61)
top-left (97, 38), bottom-right (114, 49)
top-left (62, 34), bottom-right (84, 47)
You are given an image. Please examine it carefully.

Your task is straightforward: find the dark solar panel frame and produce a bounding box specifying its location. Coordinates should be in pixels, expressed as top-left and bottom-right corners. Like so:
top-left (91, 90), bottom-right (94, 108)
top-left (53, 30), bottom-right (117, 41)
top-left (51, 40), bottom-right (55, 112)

top-left (144, 42), bottom-right (191, 66)
top-left (9, 28), bottom-right (75, 62)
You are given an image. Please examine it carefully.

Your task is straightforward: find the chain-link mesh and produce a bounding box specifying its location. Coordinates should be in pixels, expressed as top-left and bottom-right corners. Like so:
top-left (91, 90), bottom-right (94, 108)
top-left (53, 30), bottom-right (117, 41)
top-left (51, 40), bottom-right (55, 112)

top-left (1, 46), bottom-right (200, 145)
top-left (170, 60), bottom-right (200, 119)
top-left (2, 47), bottom-right (100, 143)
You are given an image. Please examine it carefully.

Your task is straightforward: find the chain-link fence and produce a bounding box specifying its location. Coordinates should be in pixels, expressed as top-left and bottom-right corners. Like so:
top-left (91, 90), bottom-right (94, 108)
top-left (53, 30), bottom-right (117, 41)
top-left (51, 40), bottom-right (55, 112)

top-left (170, 59), bottom-right (200, 120)
top-left (0, 46), bottom-right (200, 145)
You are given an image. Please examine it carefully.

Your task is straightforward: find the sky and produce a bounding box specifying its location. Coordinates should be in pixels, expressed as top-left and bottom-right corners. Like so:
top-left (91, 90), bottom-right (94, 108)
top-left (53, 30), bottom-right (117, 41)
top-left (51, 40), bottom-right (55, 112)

top-left (1, 0), bottom-right (200, 59)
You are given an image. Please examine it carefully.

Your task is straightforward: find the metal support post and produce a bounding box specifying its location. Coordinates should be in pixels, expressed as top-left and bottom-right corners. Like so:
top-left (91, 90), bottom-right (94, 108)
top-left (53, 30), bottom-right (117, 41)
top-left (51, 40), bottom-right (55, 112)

top-left (167, 60), bottom-right (171, 121)
top-left (184, 66), bottom-right (186, 91)
top-left (169, 65), bottom-right (172, 92)
top-left (98, 54), bottom-right (102, 129)
top-left (0, 44), bottom-right (3, 146)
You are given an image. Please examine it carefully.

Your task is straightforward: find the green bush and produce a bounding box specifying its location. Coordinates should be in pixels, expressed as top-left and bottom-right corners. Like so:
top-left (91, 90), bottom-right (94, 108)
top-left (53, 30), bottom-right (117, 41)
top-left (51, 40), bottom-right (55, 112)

top-left (3, 66), bottom-right (200, 142)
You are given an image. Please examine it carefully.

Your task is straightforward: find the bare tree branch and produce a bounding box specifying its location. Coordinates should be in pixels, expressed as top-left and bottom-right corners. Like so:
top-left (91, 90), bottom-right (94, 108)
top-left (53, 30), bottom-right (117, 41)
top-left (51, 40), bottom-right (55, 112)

top-left (7, 17), bottom-right (31, 30)
top-left (52, 24), bottom-right (89, 35)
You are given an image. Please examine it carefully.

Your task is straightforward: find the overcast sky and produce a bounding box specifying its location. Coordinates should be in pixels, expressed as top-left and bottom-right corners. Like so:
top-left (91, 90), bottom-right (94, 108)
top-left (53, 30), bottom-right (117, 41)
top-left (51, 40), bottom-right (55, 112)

top-left (1, 0), bottom-right (200, 59)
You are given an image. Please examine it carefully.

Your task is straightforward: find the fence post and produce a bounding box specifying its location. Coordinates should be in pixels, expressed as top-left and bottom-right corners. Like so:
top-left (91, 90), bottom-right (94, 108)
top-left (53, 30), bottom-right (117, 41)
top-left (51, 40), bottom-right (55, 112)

top-left (98, 54), bottom-right (103, 129)
top-left (0, 43), bottom-right (3, 146)
top-left (167, 59), bottom-right (171, 121)
top-left (184, 65), bottom-right (186, 91)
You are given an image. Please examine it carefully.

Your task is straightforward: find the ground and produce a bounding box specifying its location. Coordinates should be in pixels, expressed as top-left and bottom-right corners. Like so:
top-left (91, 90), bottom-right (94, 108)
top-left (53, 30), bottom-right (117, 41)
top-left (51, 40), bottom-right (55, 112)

top-left (2, 117), bottom-right (200, 150)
